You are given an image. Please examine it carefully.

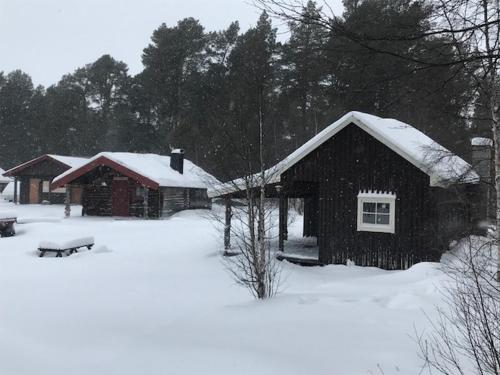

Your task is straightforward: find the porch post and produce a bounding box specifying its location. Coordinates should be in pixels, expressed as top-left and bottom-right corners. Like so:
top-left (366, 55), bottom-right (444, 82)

top-left (64, 185), bottom-right (71, 218)
top-left (224, 197), bottom-right (232, 252)
top-left (13, 177), bottom-right (18, 204)
top-left (278, 189), bottom-right (287, 252)
top-left (143, 188), bottom-right (149, 218)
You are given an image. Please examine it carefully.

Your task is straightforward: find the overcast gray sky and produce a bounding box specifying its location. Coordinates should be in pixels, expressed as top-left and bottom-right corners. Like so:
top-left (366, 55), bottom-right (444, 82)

top-left (0, 0), bottom-right (343, 87)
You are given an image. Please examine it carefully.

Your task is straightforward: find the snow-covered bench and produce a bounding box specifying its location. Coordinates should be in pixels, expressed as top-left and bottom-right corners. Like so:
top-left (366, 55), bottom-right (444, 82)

top-left (38, 237), bottom-right (95, 257)
top-left (0, 212), bottom-right (17, 237)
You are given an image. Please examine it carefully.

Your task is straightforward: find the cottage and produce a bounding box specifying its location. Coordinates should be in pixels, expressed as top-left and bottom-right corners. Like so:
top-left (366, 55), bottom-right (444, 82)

top-left (51, 151), bottom-right (216, 218)
top-left (2, 155), bottom-right (88, 204)
top-left (0, 168), bottom-right (12, 193)
top-left (214, 111), bottom-right (481, 270)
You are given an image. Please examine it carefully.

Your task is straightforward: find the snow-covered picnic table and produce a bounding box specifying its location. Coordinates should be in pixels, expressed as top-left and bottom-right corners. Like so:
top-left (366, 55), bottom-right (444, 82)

top-left (0, 211), bottom-right (17, 237)
top-left (38, 236), bottom-right (95, 257)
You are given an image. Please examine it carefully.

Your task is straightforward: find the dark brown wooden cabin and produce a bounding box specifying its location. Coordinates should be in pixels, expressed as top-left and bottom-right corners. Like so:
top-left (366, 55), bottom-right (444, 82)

top-left (2, 155), bottom-right (87, 204)
top-left (216, 111), bottom-right (480, 270)
top-left (51, 151), bottom-right (213, 218)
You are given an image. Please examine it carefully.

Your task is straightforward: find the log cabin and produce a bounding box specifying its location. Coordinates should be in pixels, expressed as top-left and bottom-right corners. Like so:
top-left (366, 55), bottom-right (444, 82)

top-left (213, 111), bottom-right (481, 270)
top-left (2, 155), bottom-right (88, 204)
top-left (51, 150), bottom-right (216, 218)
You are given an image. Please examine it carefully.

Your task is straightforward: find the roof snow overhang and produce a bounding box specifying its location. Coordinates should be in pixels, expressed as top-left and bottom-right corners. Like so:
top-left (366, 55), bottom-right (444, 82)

top-left (51, 155), bottom-right (160, 190)
top-left (210, 111), bottom-right (479, 198)
top-left (3, 154), bottom-right (73, 177)
top-left (273, 112), bottom-right (478, 188)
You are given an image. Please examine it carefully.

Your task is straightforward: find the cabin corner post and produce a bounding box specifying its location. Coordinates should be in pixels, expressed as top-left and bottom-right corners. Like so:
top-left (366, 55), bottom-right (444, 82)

top-left (13, 177), bottom-right (18, 204)
top-left (64, 185), bottom-right (71, 218)
top-left (142, 188), bottom-right (149, 218)
top-left (224, 197), bottom-right (232, 251)
top-left (278, 190), bottom-right (287, 252)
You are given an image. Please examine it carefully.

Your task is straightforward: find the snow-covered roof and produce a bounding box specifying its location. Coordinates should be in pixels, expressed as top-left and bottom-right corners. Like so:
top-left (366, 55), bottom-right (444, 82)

top-left (53, 152), bottom-right (218, 190)
top-left (47, 155), bottom-right (89, 169)
top-left (210, 111), bottom-right (478, 197)
top-left (2, 154), bottom-right (88, 176)
top-left (0, 168), bottom-right (13, 184)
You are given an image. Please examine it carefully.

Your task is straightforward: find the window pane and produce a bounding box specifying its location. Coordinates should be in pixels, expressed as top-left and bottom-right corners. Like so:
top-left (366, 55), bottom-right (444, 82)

top-left (363, 213), bottom-right (376, 224)
top-left (376, 214), bottom-right (390, 224)
top-left (363, 202), bottom-right (376, 213)
top-left (377, 203), bottom-right (390, 214)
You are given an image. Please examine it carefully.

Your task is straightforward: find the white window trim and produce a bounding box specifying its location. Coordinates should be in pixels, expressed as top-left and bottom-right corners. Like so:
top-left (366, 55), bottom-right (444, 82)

top-left (357, 191), bottom-right (396, 234)
top-left (42, 181), bottom-right (50, 193)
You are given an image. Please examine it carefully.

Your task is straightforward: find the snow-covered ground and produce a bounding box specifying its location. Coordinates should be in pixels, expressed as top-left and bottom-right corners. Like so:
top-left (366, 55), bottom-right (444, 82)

top-left (0, 201), bottom-right (448, 375)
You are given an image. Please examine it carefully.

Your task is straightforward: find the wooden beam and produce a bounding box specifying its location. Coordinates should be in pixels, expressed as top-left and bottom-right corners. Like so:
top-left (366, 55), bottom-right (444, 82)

top-left (143, 188), bottom-right (149, 218)
top-left (13, 177), bottom-right (17, 204)
top-left (279, 193), bottom-right (288, 251)
top-left (64, 186), bottom-right (71, 217)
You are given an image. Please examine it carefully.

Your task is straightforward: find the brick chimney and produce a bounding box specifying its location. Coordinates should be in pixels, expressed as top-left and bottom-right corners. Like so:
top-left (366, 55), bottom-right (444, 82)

top-left (170, 149), bottom-right (185, 174)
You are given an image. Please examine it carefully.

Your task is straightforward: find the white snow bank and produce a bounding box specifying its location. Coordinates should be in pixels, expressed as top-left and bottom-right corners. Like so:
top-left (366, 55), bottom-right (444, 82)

top-left (39, 236), bottom-right (94, 250)
top-left (0, 201), bottom-right (453, 375)
top-left (17, 217), bottom-right (61, 224)
top-left (0, 211), bottom-right (17, 220)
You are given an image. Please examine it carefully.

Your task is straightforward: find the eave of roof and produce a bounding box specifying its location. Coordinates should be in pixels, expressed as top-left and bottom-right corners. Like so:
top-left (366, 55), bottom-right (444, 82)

top-left (209, 111), bottom-right (479, 197)
top-left (50, 155), bottom-right (160, 190)
top-left (2, 154), bottom-right (74, 177)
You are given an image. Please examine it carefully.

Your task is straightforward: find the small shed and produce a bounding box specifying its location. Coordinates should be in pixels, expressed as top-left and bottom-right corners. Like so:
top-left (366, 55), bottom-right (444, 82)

top-left (0, 168), bottom-right (12, 193)
top-left (51, 151), bottom-right (216, 218)
top-left (214, 111), bottom-right (480, 269)
top-left (2, 155), bottom-right (88, 204)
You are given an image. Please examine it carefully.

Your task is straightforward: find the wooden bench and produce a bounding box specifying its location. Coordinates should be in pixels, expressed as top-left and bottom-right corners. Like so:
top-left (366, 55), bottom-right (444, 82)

top-left (38, 237), bottom-right (95, 257)
top-left (0, 216), bottom-right (16, 238)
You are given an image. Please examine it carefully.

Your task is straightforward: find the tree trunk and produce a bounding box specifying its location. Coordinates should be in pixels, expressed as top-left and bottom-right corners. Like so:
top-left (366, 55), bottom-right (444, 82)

top-left (258, 98), bottom-right (267, 299)
top-left (492, 99), bottom-right (500, 282)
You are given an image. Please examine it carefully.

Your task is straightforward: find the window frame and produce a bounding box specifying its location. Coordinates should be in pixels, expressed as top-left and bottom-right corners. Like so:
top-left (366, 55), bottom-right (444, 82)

top-left (356, 192), bottom-right (396, 234)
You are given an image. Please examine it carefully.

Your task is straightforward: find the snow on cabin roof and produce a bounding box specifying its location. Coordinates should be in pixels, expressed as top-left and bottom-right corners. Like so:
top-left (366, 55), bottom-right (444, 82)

top-left (277, 111), bottom-right (478, 186)
top-left (2, 154), bottom-right (88, 176)
top-left (53, 152), bottom-right (218, 189)
top-left (0, 168), bottom-right (13, 184)
top-left (47, 155), bottom-right (89, 169)
top-left (210, 111), bottom-right (478, 197)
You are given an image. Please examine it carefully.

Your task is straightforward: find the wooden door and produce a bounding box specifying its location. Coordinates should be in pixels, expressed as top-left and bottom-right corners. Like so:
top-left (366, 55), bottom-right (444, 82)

top-left (29, 178), bottom-right (40, 203)
top-left (70, 186), bottom-right (83, 204)
top-left (112, 179), bottom-right (129, 216)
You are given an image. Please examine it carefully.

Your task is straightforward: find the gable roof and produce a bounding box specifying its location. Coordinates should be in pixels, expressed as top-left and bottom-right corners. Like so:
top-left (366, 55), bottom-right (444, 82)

top-left (275, 111), bottom-right (478, 186)
top-left (2, 154), bottom-right (88, 177)
top-left (52, 152), bottom-right (218, 190)
top-left (210, 111), bottom-right (478, 197)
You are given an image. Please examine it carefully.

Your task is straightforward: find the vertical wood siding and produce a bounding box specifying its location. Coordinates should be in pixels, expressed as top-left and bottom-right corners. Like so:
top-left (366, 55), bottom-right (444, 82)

top-left (283, 123), bottom-right (445, 269)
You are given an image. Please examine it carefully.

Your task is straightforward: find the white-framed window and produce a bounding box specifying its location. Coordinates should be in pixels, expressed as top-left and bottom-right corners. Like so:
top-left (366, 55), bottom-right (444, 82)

top-left (357, 191), bottom-right (396, 233)
top-left (42, 181), bottom-right (50, 193)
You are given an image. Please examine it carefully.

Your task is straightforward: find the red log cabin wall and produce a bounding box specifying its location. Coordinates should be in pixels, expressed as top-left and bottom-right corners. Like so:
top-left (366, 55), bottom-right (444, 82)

top-left (79, 167), bottom-right (154, 217)
top-left (74, 166), bottom-right (210, 218)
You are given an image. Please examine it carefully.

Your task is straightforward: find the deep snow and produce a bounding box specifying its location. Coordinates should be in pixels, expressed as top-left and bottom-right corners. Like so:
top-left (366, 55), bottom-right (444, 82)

top-left (0, 201), bottom-right (447, 375)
